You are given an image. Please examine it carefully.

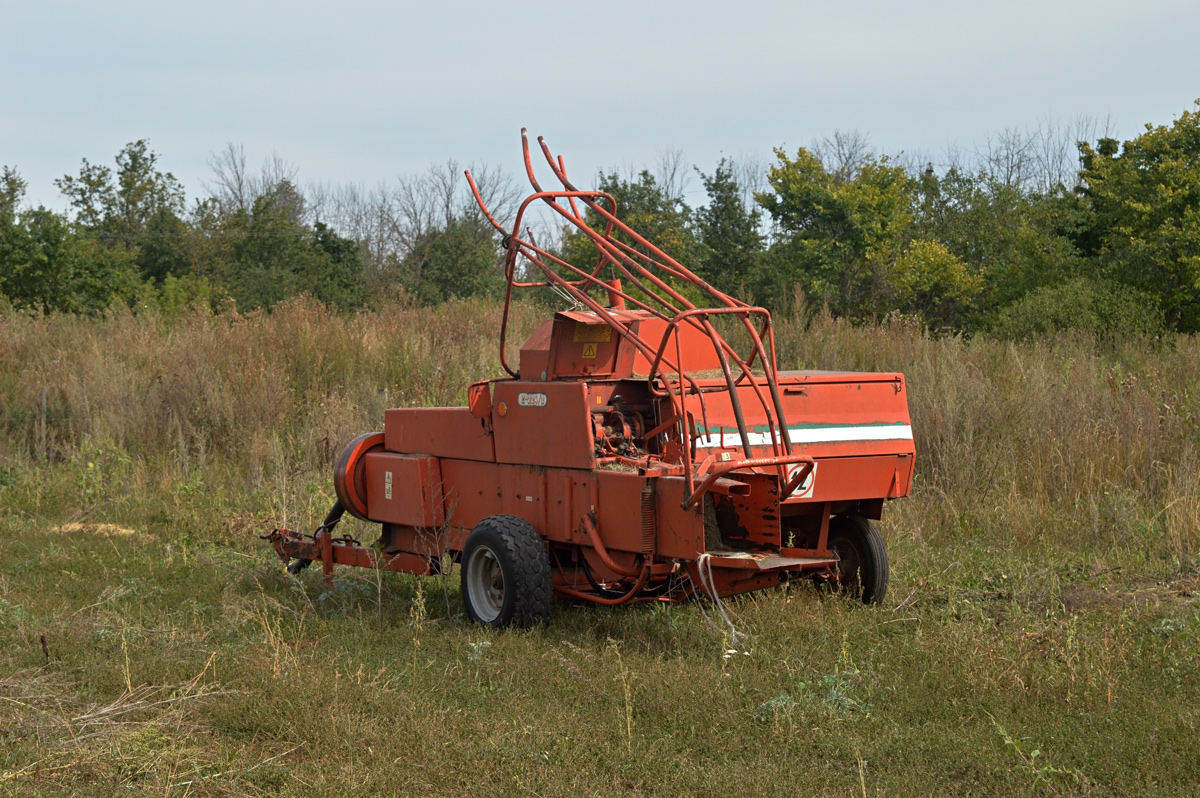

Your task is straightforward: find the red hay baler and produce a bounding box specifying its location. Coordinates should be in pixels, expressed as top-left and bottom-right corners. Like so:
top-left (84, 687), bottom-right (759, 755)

top-left (264, 131), bottom-right (915, 627)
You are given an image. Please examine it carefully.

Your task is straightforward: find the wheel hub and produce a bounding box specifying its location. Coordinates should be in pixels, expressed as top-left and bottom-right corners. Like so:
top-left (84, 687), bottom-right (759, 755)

top-left (466, 545), bottom-right (505, 622)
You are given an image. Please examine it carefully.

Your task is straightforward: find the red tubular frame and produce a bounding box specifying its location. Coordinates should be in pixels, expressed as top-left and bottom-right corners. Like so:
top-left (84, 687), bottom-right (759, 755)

top-left (466, 130), bottom-right (802, 505)
top-left (260, 131), bottom-right (911, 612)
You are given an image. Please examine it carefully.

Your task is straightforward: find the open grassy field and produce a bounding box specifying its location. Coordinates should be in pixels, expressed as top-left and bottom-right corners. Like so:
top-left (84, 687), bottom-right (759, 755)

top-left (1, 298), bottom-right (1198, 796)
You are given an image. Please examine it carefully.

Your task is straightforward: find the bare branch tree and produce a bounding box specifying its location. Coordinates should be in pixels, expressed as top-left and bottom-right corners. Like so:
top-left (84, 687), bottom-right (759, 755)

top-left (260, 152), bottom-right (298, 192)
top-left (891, 147), bottom-right (936, 178)
top-left (205, 144), bottom-right (301, 217)
top-left (812, 129), bottom-right (875, 183)
top-left (374, 160), bottom-right (520, 287)
top-left (654, 147), bottom-right (692, 201)
top-left (730, 151), bottom-right (768, 211)
top-left (205, 143), bottom-right (251, 213)
top-left (976, 127), bottom-right (1037, 190)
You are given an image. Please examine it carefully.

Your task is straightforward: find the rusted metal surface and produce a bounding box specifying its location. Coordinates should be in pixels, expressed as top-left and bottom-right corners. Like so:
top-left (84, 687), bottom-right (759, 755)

top-left (266, 130), bottom-right (915, 610)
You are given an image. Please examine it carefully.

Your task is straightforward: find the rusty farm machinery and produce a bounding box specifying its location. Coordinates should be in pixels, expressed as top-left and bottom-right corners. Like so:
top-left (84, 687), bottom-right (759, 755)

top-left (264, 130), bottom-right (915, 627)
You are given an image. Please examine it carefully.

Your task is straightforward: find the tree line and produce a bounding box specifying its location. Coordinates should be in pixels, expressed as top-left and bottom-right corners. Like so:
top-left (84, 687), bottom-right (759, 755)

top-left (2, 100), bottom-right (1198, 337)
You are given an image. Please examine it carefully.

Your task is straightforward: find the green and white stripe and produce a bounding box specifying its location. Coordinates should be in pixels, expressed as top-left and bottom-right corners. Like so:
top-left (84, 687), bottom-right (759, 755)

top-left (696, 422), bottom-right (912, 448)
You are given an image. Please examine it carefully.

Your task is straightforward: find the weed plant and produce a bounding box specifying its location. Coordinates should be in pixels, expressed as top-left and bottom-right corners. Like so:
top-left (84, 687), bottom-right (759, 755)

top-left (0, 297), bottom-right (1198, 795)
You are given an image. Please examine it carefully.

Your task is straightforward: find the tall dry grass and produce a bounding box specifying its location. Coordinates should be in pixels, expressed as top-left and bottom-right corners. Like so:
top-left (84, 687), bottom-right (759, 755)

top-left (775, 308), bottom-right (1200, 564)
top-left (3, 298), bottom-right (1200, 795)
top-left (1, 296), bottom-right (1197, 565)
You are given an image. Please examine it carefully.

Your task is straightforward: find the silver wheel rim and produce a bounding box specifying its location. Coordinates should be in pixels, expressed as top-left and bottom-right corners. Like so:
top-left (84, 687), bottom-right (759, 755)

top-left (466, 545), bottom-right (504, 622)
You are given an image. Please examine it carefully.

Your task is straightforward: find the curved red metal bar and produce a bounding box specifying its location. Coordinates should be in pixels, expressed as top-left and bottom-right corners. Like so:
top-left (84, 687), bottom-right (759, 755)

top-left (466, 129), bottom-right (801, 502)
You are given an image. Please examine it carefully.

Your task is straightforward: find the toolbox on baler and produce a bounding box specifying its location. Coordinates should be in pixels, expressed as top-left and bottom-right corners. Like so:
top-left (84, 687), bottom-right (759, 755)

top-left (264, 130), bottom-right (915, 627)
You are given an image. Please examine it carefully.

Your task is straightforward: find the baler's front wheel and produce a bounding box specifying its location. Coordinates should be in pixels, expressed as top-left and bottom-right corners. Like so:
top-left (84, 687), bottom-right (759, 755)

top-left (461, 515), bottom-right (552, 628)
top-left (828, 515), bottom-right (889, 604)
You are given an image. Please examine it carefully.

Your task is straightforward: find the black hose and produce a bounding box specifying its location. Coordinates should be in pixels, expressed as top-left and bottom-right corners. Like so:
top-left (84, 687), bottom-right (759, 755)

top-left (319, 500), bottom-right (346, 531)
top-left (579, 548), bottom-right (633, 599)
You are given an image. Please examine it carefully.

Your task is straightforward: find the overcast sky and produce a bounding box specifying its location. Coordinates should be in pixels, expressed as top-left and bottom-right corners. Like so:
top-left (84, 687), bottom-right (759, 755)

top-left (3, 0), bottom-right (1198, 211)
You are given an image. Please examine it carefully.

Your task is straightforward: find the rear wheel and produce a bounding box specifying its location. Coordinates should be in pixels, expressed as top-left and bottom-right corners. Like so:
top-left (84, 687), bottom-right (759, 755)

top-left (461, 515), bottom-right (552, 628)
top-left (828, 515), bottom-right (889, 604)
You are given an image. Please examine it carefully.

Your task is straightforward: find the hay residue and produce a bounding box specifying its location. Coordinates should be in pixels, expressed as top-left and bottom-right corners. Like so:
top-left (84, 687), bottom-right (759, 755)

top-left (53, 522), bottom-right (143, 538)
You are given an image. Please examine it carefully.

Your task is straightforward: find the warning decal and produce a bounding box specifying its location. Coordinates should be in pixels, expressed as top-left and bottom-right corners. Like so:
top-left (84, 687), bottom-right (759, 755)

top-left (581, 343), bottom-right (598, 358)
top-left (573, 324), bottom-right (612, 343)
top-left (788, 461), bottom-right (818, 499)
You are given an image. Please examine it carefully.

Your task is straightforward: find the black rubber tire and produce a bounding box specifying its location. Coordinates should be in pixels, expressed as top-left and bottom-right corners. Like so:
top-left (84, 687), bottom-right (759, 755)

top-left (828, 515), bottom-right (889, 604)
top-left (461, 515), bottom-right (552, 628)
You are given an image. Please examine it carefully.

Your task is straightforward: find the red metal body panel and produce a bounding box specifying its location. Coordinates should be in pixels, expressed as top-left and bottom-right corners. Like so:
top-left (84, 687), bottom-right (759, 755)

top-left (436, 461), bottom-right (702, 560)
top-left (711, 471), bottom-right (781, 550)
top-left (594, 471), bottom-right (651, 551)
top-left (630, 317), bottom-right (722, 376)
top-left (546, 312), bottom-right (631, 378)
top-left (651, 477), bottom-right (707, 559)
top-left (492, 380), bottom-right (594, 469)
top-left (686, 375), bottom-right (912, 448)
top-left (363, 452), bottom-right (445, 527)
top-left (521, 310), bottom-right (645, 380)
top-left (519, 319), bottom-right (554, 380)
top-left (439, 459), bottom-right (584, 544)
top-left (379, 523), bottom-right (466, 557)
top-left (385, 408), bottom-right (495, 462)
top-left (791, 453), bottom-right (915, 503)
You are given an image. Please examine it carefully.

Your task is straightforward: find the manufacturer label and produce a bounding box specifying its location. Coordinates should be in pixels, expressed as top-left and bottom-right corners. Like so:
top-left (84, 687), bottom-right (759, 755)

top-left (573, 324), bottom-right (612, 343)
top-left (517, 392), bottom-right (548, 407)
top-left (385, 471), bottom-right (393, 500)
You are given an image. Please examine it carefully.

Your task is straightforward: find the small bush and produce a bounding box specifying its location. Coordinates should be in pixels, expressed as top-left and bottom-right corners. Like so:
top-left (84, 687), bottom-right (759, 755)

top-left (989, 277), bottom-right (1164, 340)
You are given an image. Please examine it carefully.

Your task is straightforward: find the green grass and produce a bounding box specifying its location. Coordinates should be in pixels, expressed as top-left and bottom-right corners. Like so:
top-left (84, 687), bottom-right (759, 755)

top-left (2, 518), bottom-right (1197, 796)
top-left (1, 298), bottom-right (1199, 795)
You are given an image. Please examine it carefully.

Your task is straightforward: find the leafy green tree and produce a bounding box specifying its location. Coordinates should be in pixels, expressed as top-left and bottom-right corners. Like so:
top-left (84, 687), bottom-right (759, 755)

top-left (758, 147), bottom-right (910, 318)
top-left (756, 148), bottom-right (911, 320)
top-left (1, 167), bottom-right (139, 313)
top-left (0, 168), bottom-right (25, 285)
top-left (0, 167), bottom-right (23, 225)
top-left (1077, 102), bottom-right (1200, 331)
top-left (53, 140), bottom-right (196, 301)
top-left (56, 140), bottom-right (186, 252)
top-left (693, 159), bottom-right (763, 297)
top-left (311, 221), bottom-right (366, 309)
top-left (401, 216), bottom-right (502, 305)
top-left (137, 205), bottom-right (193, 284)
top-left (221, 180), bottom-right (364, 311)
top-left (912, 166), bottom-right (1085, 324)
top-left (758, 148), bottom-right (987, 327)
top-left (1, 209), bottom-right (138, 313)
top-left (892, 239), bottom-right (982, 328)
